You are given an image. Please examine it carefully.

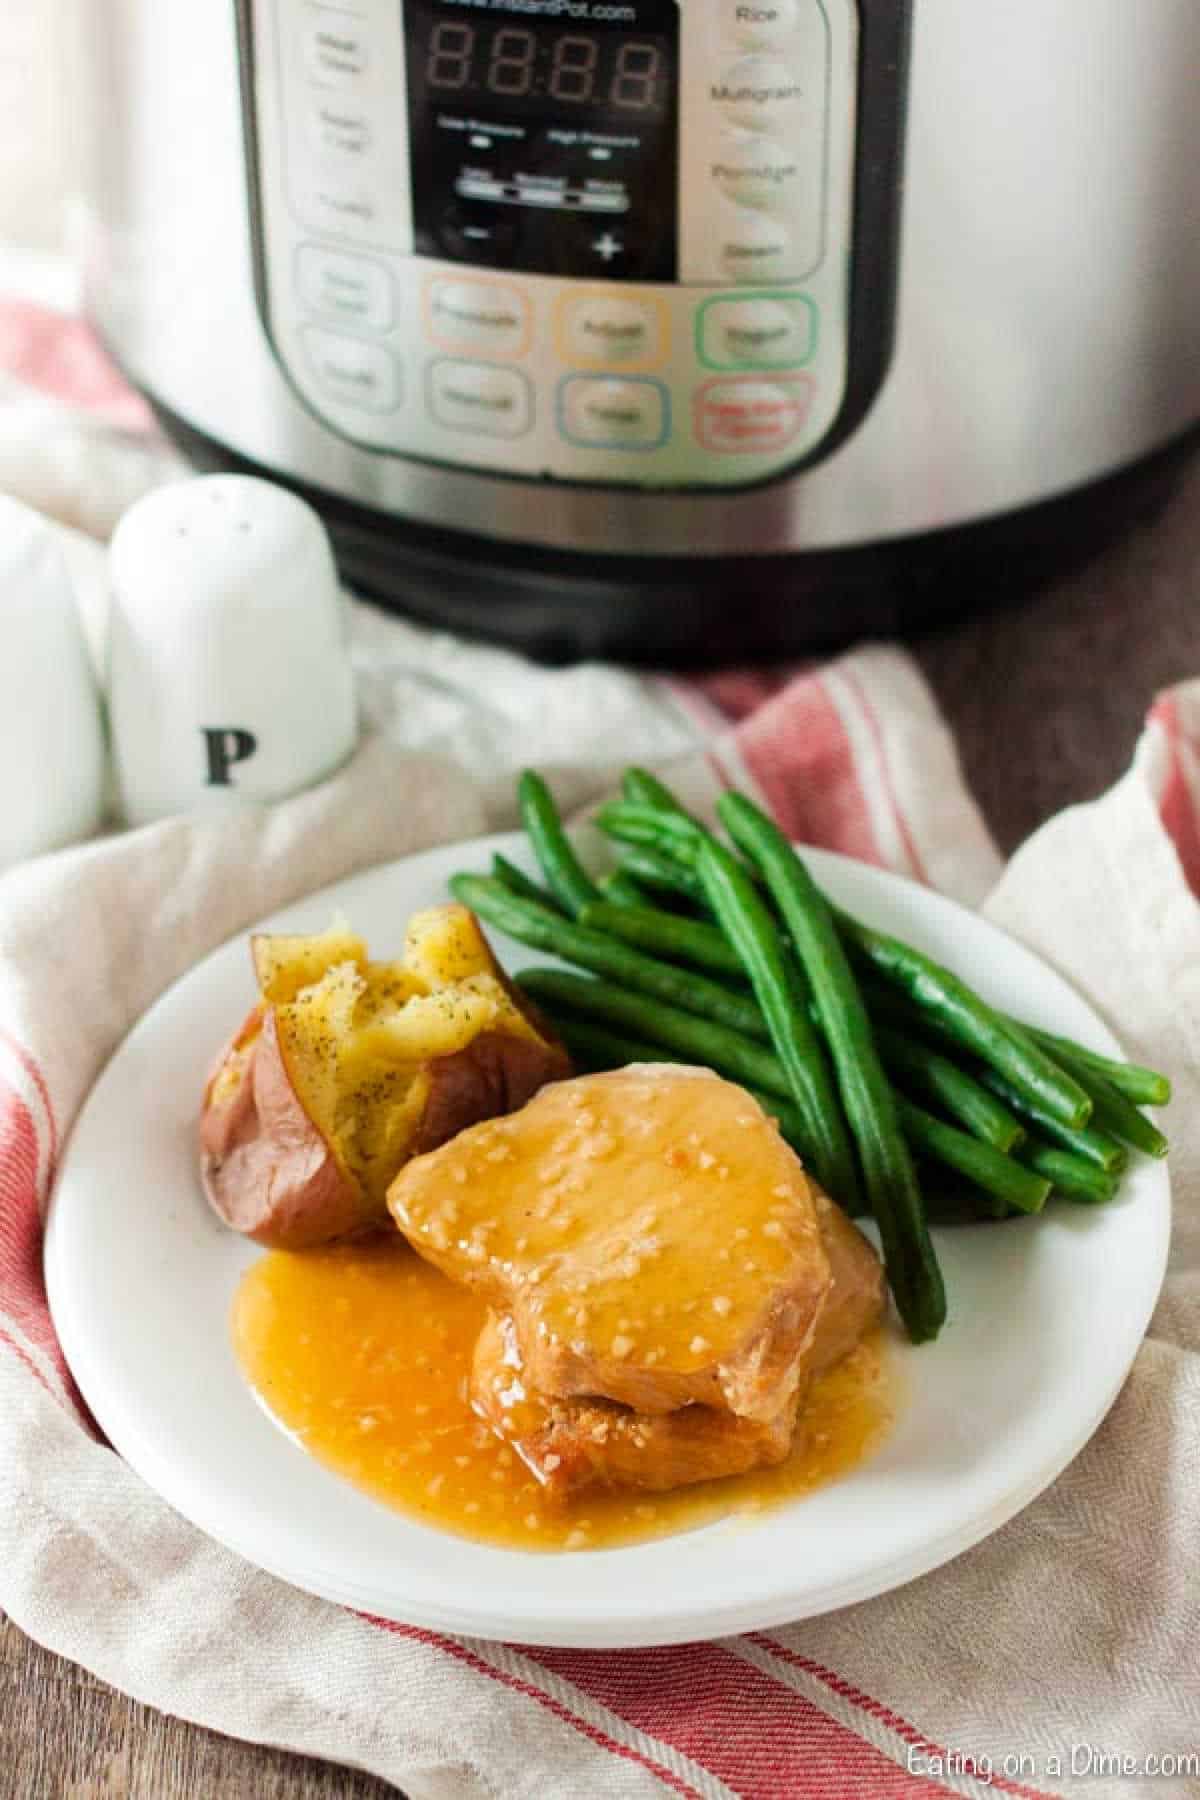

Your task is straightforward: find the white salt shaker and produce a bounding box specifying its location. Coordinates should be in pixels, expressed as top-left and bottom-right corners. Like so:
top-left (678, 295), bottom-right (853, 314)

top-left (0, 497), bottom-right (107, 871)
top-left (107, 476), bottom-right (358, 825)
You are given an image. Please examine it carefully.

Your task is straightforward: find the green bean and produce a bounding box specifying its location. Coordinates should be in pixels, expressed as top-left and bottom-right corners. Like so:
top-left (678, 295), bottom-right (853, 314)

top-left (514, 968), bottom-right (797, 1104)
top-left (517, 769), bottom-right (600, 918)
top-left (621, 768), bottom-right (701, 823)
top-left (719, 793), bottom-right (943, 1342)
top-left (695, 836), bottom-right (861, 1213)
top-left (873, 1027), bottom-right (1025, 1153)
top-left (491, 852), bottom-right (563, 913)
top-left (893, 1098), bottom-right (1051, 1215)
top-left (1018, 1142), bottom-right (1118, 1206)
top-left (975, 1068), bottom-right (1127, 1173)
top-left (1021, 1025), bottom-right (1170, 1108)
top-left (548, 1014), bottom-right (812, 1157)
top-left (1010, 1031), bottom-right (1167, 1159)
top-left (579, 899), bottom-right (747, 977)
top-left (594, 802), bottom-right (703, 862)
top-left (450, 876), bottom-right (768, 1040)
top-left (599, 870), bottom-right (651, 908)
top-left (617, 847), bottom-right (708, 907)
top-left (836, 911), bottom-right (1092, 1129)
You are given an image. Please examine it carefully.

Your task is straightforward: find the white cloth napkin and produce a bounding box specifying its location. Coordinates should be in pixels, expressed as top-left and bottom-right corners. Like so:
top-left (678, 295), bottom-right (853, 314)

top-left (2, 292), bottom-right (1199, 1798)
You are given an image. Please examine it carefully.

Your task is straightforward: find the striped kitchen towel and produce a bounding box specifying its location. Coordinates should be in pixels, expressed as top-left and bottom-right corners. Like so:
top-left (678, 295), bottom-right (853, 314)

top-left (2, 296), bottom-right (1199, 1799)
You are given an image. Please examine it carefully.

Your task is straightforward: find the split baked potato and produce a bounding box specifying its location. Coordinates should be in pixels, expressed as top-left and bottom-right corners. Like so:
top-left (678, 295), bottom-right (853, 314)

top-left (200, 904), bottom-right (570, 1248)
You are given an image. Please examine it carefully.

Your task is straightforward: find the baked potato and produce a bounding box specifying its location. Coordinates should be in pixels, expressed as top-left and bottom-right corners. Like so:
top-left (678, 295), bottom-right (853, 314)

top-left (200, 905), bottom-right (570, 1248)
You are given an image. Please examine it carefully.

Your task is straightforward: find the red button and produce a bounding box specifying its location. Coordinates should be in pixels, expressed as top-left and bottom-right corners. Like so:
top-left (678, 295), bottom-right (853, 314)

top-left (694, 375), bottom-right (814, 453)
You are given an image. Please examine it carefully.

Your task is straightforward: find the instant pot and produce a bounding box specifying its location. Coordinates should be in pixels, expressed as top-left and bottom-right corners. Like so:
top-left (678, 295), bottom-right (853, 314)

top-left (80, 1), bottom-right (1200, 659)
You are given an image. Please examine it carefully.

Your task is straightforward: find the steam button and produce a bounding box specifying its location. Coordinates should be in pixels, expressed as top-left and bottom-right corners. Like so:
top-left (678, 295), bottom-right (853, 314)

top-left (716, 207), bottom-right (795, 282)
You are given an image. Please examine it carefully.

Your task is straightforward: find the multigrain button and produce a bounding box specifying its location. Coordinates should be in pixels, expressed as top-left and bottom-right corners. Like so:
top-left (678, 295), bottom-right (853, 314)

top-left (561, 294), bottom-right (665, 367)
top-left (697, 295), bottom-right (816, 369)
top-left (302, 328), bottom-right (401, 412)
top-left (716, 0), bottom-right (801, 50)
top-left (303, 18), bottom-right (371, 88)
top-left (694, 376), bottom-right (814, 453)
top-left (559, 376), bottom-right (669, 449)
top-left (711, 58), bottom-right (805, 132)
top-left (428, 360), bottom-right (533, 437)
top-left (716, 207), bottom-right (794, 282)
top-left (427, 279), bottom-right (529, 356)
top-left (712, 132), bottom-right (802, 211)
top-left (297, 246), bottom-right (393, 330)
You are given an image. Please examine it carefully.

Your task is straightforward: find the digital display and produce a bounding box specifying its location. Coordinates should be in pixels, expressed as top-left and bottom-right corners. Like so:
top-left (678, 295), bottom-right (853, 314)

top-left (405, 0), bottom-right (680, 282)
top-left (422, 23), bottom-right (670, 115)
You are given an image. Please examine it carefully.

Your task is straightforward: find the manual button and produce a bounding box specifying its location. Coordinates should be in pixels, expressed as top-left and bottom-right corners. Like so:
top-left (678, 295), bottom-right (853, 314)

top-left (559, 377), bottom-right (669, 450)
top-left (560, 294), bottom-right (666, 368)
top-left (428, 360), bottom-right (533, 438)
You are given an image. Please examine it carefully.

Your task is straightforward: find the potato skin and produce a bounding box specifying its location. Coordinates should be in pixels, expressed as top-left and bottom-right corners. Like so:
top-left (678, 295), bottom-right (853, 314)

top-left (200, 1008), bottom-right (368, 1249)
top-left (199, 1008), bottom-right (571, 1249)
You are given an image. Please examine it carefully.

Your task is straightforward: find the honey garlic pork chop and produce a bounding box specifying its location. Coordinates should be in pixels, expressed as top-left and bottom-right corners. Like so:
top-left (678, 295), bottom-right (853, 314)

top-left (471, 1313), bottom-right (796, 1498)
top-left (469, 1188), bottom-right (884, 1499)
top-left (387, 1064), bottom-right (834, 1423)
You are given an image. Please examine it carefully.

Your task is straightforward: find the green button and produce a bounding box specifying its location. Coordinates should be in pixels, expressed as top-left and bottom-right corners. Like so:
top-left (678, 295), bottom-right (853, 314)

top-left (696, 292), bottom-right (818, 371)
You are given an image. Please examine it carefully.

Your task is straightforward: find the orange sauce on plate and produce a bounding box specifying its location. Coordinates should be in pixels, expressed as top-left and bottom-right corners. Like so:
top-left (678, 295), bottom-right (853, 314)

top-left (233, 1237), bottom-right (895, 1552)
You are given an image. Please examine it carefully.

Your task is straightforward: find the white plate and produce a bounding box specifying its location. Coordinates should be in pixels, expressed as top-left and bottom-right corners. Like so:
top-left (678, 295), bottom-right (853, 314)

top-left (44, 835), bottom-right (1170, 1648)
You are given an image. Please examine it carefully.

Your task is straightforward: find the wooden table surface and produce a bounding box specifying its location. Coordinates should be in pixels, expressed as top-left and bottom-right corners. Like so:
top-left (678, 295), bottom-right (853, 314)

top-left (3, 445), bottom-right (1198, 1799)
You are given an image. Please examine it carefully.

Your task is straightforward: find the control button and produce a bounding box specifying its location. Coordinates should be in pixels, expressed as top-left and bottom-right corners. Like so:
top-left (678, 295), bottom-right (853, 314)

top-left (297, 246), bottom-right (393, 331)
top-left (711, 58), bottom-right (805, 133)
top-left (697, 294), bottom-right (816, 370)
top-left (303, 18), bottom-right (371, 88)
top-left (694, 377), bottom-right (814, 453)
top-left (712, 132), bottom-right (802, 211)
top-left (428, 360), bottom-right (533, 438)
top-left (559, 377), bottom-right (669, 450)
top-left (306, 98), bottom-right (373, 161)
top-left (559, 294), bottom-right (666, 368)
top-left (438, 204), bottom-right (521, 267)
top-left (426, 279), bottom-right (529, 357)
top-left (716, 0), bottom-right (800, 51)
top-left (716, 206), bottom-right (795, 282)
top-left (302, 328), bottom-right (401, 413)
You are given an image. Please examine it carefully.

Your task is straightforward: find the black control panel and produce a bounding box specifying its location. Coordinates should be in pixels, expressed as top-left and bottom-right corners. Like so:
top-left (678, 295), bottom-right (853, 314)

top-left (405, 0), bottom-right (680, 281)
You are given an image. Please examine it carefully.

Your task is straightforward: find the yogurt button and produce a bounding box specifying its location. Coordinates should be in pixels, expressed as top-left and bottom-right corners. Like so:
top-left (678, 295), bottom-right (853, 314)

top-left (711, 58), bottom-right (805, 132)
top-left (716, 206), bottom-right (795, 282)
top-left (712, 132), bottom-right (802, 211)
top-left (700, 297), bottom-right (816, 369)
top-left (563, 295), bottom-right (662, 365)
top-left (428, 360), bottom-right (533, 437)
top-left (716, 0), bottom-right (801, 52)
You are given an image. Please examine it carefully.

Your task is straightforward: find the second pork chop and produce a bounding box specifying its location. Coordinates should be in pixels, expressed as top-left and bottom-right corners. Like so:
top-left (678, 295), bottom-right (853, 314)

top-left (387, 1064), bottom-right (835, 1421)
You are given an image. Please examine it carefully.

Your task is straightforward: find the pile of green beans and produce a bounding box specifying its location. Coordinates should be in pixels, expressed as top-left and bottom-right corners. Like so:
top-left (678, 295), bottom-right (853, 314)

top-left (450, 765), bottom-right (1171, 1346)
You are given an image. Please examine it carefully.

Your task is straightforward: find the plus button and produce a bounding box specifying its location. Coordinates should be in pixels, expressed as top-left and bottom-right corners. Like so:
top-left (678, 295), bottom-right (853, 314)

top-left (592, 232), bottom-right (624, 263)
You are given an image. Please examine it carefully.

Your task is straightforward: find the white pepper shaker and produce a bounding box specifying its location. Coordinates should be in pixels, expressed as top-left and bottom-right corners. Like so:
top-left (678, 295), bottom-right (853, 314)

top-left (107, 476), bottom-right (358, 825)
top-left (0, 497), bottom-right (107, 871)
